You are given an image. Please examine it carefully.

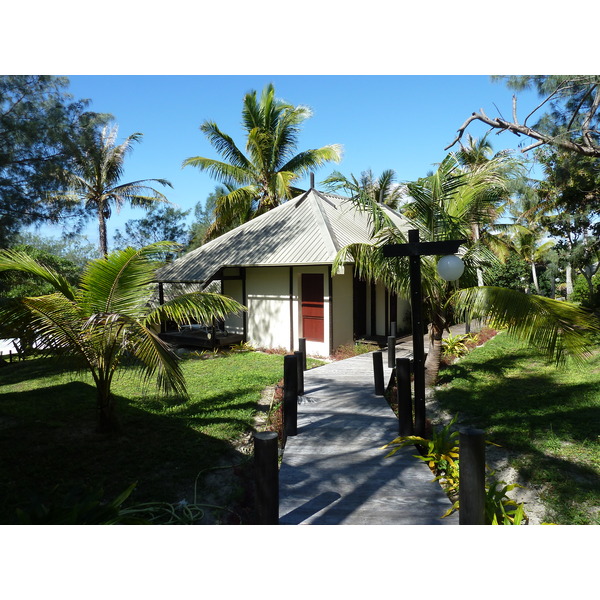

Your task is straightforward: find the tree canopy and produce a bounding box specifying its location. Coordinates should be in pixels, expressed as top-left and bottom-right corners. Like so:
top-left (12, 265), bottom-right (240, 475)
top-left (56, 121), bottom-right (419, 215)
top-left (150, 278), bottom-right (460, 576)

top-left (446, 76), bottom-right (600, 158)
top-left (183, 83), bottom-right (343, 240)
top-left (0, 76), bottom-right (103, 246)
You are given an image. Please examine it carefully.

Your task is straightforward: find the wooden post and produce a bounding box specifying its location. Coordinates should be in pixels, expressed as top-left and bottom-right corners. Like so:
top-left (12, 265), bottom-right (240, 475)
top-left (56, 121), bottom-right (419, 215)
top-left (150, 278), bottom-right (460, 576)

top-left (283, 354), bottom-right (298, 437)
top-left (396, 358), bottom-right (413, 436)
top-left (294, 351), bottom-right (304, 395)
top-left (298, 337), bottom-right (307, 371)
top-left (387, 336), bottom-right (395, 368)
top-left (253, 431), bottom-right (279, 525)
top-left (373, 351), bottom-right (384, 395)
top-left (459, 428), bottom-right (486, 525)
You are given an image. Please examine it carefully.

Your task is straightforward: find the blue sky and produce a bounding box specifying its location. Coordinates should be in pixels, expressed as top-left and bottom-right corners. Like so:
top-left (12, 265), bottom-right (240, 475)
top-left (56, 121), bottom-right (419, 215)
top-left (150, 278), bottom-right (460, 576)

top-left (38, 74), bottom-right (544, 248)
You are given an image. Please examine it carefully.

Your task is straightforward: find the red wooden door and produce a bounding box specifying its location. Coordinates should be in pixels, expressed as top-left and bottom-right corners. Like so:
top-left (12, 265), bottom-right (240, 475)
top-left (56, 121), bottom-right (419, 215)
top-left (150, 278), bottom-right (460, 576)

top-left (301, 274), bottom-right (324, 342)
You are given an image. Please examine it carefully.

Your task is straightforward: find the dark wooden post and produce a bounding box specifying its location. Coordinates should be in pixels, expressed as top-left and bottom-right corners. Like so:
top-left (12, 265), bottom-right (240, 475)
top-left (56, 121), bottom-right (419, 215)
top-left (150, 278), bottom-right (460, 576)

top-left (459, 428), bottom-right (486, 525)
top-left (283, 354), bottom-right (298, 437)
top-left (373, 351), bottom-right (384, 395)
top-left (294, 351), bottom-right (304, 395)
top-left (253, 431), bottom-right (279, 525)
top-left (298, 337), bottom-right (307, 371)
top-left (396, 358), bottom-right (413, 436)
top-left (387, 336), bottom-right (396, 368)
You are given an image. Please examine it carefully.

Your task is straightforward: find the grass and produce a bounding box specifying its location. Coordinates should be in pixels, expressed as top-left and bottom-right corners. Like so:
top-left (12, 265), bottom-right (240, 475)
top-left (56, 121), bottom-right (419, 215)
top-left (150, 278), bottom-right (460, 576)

top-left (0, 350), bottom-right (292, 524)
top-left (435, 332), bottom-right (600, 524)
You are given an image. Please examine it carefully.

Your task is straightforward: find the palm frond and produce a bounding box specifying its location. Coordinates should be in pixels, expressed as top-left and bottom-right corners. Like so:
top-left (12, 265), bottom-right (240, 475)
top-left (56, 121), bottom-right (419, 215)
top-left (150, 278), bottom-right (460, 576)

top-left (451, 286), bottom-right (600, 364)
top-left (79, 242), bottom-right (182, 316)
top-left (0, 248), bottom-right (76, 300)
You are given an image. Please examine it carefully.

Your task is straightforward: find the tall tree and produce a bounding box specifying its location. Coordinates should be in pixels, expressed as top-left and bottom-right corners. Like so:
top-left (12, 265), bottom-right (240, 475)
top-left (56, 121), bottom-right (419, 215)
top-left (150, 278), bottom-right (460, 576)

top-left (333, 153), bottom-right (599, 386)
top-left (323, 169), bottom-right (406, 209)
top-left (51, 123), bottom-right (172, 256)
top-left (113, 205), bottom-right (191, 251)
top-left (183, 83), bottom-right (342, 240)
top-left (0, 242), bottom-right (244, 433)
top-left (536, 147), bottom-right (600, 301)
top-left (447, 75), bottom-right (600, 159)
top-left (0, 76), bottom-right (102, 246)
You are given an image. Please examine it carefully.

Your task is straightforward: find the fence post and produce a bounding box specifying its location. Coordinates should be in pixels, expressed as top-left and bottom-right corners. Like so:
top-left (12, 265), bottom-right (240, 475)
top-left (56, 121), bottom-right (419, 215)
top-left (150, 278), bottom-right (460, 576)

top-left (396, 358), bottom-right (413, 436)
top-left (298, 337), bottom-right (307, 371)
top-left (283, 354), bottom-right (298, 437)
top-left (459, 428), bottom-right (486, 525)
top-left (372, 351), bottom-right (384, 395)
top-left (387, 336), bottom-right (396, 368)
top-left (253, 431), bottom-right (279, 525)
top-left (294, 350), bottom-right (304, 396)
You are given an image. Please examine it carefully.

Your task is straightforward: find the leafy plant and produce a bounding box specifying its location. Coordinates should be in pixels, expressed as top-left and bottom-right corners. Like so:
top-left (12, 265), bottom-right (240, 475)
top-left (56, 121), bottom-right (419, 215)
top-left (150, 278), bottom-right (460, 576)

top-left (14, 482), bottom-right (142, 524)
top-left (383, 416), bottom-right (460, 496)
top-left (384, 415), bottom-right (528, 524)
top-left (442, 333), bottom-right (476, 358)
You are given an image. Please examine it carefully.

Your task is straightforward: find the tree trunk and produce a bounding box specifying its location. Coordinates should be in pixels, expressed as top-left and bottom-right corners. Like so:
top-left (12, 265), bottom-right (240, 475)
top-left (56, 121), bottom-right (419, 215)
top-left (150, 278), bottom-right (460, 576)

top-left (98, 208), bottom-right (109, 257)
top-left (566, 263), bottom-right (574, 299)
top-left (531, 262), bottom-right (540, 294)
top-left (96, 389), bottom-right (120, 434)
top-left (424, 322), bottom-right (444, 387)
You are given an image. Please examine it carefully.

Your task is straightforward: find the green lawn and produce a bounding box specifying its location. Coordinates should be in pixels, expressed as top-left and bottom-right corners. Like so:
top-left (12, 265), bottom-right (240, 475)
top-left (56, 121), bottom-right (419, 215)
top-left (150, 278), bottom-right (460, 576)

top-left (0, 350), bottom-right (293, 524)
top-left (435, 332), bottom-right (600, 524)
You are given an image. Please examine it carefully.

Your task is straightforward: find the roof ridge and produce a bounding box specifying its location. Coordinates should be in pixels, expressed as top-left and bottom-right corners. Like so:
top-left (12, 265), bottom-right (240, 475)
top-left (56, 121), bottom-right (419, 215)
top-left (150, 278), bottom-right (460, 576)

top-left (309, 190), bottom-right (341, 256)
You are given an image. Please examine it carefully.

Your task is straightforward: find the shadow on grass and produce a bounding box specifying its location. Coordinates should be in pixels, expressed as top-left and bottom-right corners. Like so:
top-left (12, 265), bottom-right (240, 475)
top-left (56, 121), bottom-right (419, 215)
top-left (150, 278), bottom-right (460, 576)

top-left (0, 380), bottom-right (256, 524)
top-left (435, 359), bottom-right (600, 524)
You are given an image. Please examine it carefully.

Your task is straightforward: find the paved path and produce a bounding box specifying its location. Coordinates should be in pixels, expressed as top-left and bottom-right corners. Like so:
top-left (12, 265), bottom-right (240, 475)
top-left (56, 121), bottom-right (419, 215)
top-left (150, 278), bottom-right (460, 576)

top-left (278, 336), bottom-right (462, 525)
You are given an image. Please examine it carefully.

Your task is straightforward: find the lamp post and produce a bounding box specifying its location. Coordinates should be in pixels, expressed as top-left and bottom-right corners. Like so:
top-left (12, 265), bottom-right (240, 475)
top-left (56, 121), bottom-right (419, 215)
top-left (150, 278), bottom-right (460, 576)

top-left (383, 229), bottom-right (466, 437)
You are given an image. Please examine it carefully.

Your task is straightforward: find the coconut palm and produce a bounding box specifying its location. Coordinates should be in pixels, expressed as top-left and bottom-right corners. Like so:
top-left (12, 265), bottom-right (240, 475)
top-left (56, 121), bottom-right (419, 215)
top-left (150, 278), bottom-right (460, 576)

top-left (323, 168), bottom-right (406, 209)
top-left (333, 153), bottom-right (599, 387)
top-left (183, 83), bottom-right (342, 240)
top-left (52, 123), bottom-right (172, 256)
top-left (0, 242), bottom-right (244, 433)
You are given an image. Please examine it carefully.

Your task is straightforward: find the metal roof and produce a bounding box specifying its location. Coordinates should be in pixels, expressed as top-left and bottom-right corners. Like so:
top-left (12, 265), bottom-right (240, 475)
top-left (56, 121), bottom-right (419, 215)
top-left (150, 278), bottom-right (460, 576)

top-left (156, 188), bottom-right (409, 283)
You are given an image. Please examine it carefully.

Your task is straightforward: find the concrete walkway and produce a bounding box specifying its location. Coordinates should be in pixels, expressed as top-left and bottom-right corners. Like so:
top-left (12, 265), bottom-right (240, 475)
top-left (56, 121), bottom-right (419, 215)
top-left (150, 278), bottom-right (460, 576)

top-left (277, 328), bottom-right (473, 525)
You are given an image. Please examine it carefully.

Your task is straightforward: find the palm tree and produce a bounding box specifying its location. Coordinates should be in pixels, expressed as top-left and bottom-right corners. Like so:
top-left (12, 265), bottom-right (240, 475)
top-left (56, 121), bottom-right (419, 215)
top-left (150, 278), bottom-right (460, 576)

top-left (323, 169), bottom-right (406, 209)
top-left (52, 123), bottom-right (173, 256)
top-left (183, 83), bottom-right (342, 240)
top-left (333, 153), bottom-right (599, 386)
top-left (0, 242), bottom-right (244, 433)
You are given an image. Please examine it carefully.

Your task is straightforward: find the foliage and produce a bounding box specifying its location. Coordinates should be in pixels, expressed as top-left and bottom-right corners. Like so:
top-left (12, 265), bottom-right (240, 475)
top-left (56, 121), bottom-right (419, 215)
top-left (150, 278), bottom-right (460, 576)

top-left (485, 253), bottom-right (530, 291)
top-left (14, 231), bottom-right (99, 268)
top-left (0, 244), bottom-right (82, 299)
top-left (0, 242), bottom-right (244, 433)
top-left (0, 76), bottom-right (106, 245)
top-left (571, 272), bottom-right (600, 309)
top-left (384, 416), bottom-right (528, 524)
top-left (384, 416), bottom-right (460, 494)
top-left (330, 341), bottom-right (376, 360)
top-left (447, 76), bottom-right (600, 158)
top-left (14, 482), bottom-right (140, 525)
top-left (183, 83), bottom-right (342, 240)
top-left (50, 122), bottom-right (173, 255)
top-left (452, 286), bottom-right (600, 366)
top-left (186, 186), bottom-right (219, 250)
top-left (323, 168), bottom-right (405, 209)
top-left (441, 333), bottom-right (475, 358)
top-left (113, 205), bottom-right (191, 252)
top-left (332, 150), bottom-right (596, 386)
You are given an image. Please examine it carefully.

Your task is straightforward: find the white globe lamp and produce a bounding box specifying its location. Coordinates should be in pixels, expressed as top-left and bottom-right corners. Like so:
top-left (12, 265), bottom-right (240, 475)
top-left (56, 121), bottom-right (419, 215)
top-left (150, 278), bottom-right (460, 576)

top-left (437, 255), bottom-right (464, 281)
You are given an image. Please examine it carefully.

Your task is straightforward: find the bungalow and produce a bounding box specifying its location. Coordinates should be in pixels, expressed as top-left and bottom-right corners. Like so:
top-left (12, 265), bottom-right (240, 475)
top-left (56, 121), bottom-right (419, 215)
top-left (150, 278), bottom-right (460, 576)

top-left (155, 186), bottom-right (411, 357)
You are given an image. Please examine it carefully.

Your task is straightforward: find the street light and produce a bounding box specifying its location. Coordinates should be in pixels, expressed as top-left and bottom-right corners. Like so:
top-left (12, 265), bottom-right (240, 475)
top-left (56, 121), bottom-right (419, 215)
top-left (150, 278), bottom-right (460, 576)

top-left (383, 229), bottom-right (466, 436)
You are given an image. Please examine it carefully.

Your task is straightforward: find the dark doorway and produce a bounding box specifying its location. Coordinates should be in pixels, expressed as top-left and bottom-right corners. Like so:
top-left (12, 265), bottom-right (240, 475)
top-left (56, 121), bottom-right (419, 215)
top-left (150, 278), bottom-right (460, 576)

top-left (301, 273), bottom-right (324, 342)
top-left (353, 274), bottom-right (367, 338)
